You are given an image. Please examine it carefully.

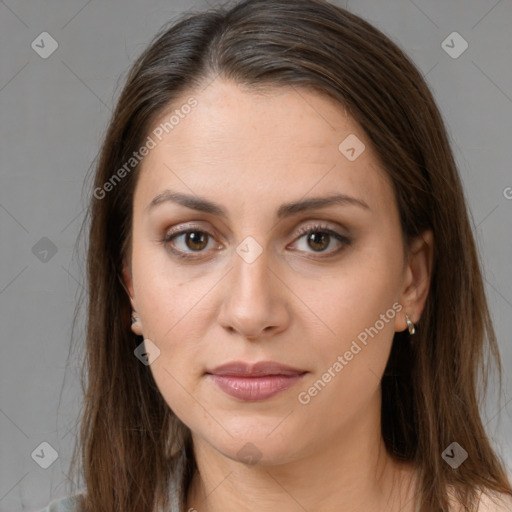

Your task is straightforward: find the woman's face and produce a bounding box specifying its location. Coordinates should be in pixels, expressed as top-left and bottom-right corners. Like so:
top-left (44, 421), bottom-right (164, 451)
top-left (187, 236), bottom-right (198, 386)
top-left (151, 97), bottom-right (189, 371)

top-left (123, 78), bottom-right (432, 465)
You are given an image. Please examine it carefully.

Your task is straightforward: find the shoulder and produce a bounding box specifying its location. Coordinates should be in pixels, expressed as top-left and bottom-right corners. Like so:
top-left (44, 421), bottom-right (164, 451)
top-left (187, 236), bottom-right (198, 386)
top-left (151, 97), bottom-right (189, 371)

top-left (447, 488), bottom-right (512, 512)
top-left (36, 493), bottom-right (85, 512)
top-left (476, 490), bottom-right (512, 512)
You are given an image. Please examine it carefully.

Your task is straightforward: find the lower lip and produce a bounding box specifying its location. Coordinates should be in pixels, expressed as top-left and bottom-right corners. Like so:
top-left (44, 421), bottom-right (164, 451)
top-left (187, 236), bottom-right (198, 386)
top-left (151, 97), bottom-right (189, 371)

top-left (207, 373), bottom-right (305, 401)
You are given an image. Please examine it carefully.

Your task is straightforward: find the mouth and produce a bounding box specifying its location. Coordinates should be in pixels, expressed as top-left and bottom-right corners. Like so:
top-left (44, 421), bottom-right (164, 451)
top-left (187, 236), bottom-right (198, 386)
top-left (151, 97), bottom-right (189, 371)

top-left (206, 360), bottom-right (308, 401)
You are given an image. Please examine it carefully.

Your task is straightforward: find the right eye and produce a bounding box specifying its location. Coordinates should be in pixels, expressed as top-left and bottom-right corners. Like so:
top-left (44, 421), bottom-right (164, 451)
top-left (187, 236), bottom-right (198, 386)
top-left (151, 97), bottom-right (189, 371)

top-left (162, 228), bottom-right (222, 260)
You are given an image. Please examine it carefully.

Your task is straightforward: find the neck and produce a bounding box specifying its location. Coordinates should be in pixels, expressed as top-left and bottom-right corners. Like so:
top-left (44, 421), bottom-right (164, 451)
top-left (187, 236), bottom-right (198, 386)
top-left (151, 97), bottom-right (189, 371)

top-left (185, 392), bottom-right (418, 512)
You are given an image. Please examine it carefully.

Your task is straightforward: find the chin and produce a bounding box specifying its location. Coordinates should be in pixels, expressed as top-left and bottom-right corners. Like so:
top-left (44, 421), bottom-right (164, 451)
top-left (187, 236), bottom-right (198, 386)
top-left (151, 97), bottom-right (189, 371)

top-left (198, 424), bottom-right (303, 467)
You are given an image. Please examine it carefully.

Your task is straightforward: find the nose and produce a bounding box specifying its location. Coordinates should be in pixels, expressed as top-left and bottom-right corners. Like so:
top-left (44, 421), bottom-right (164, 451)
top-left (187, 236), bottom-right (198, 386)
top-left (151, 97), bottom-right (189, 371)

top-left (216, 244), bottom-right (290, 341)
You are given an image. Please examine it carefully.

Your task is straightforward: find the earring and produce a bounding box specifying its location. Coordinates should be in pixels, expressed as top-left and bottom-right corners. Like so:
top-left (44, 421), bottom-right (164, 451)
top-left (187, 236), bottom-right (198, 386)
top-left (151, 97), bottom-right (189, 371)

top-left (130, 311), bottom-right (142, 335)
top-left (405, 314), bottom-right (415, 335)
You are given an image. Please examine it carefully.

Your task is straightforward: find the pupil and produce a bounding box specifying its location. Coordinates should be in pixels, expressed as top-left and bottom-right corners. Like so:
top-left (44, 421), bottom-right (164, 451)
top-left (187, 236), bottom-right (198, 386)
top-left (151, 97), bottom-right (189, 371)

top-left (309, 232), bottom-right (329, 251)
top-left (187, 232), bottom-right (207, 251)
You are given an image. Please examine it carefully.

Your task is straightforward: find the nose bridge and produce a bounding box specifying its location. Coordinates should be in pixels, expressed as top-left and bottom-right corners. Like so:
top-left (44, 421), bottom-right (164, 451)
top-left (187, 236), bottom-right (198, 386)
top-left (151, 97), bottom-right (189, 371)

top-left (231, 239), bottom-right (273, 307)
top-left (217, 237), bottom-right (287, 338)
top-left (230, 221), bottom-right (273, 295)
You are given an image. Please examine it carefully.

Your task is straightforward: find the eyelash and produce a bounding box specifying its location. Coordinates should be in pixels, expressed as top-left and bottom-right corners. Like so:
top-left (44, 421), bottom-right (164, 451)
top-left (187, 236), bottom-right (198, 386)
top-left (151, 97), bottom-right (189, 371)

top-left (161, 223), bottom-right (351, 261)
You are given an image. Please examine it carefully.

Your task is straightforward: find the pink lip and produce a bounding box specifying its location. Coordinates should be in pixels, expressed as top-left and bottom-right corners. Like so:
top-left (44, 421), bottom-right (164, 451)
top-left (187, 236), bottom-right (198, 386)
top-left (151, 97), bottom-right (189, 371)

top-left (206, 361), bottom-right (307, 401)
top-left (207, 360), bottom-right (306, 377)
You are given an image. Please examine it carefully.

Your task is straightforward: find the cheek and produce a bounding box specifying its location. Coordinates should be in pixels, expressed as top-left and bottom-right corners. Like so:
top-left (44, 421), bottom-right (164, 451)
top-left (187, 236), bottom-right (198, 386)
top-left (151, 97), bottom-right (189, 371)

top-left (302, 243), bottom-right (402, 344)
top-left (135, 271), bottom-right (210, 426)
top-left (149, 359), bottom-right (216, 434)
top-left (132, 243), bottom-right (205, 338)
top-left (137, 273), bottom-right (208, 377)
top-left (296, 240), bottom-right (403, 400)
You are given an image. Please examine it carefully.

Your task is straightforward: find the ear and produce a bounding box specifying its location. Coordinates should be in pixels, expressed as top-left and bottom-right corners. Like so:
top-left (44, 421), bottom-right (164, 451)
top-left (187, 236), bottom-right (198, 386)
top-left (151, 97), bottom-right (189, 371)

top-left (395, 229), bottom-right (434, 333)
top-left (122, 259), bottom-right (143, 336)
top-left (122, 259), bottom-right (136, 308)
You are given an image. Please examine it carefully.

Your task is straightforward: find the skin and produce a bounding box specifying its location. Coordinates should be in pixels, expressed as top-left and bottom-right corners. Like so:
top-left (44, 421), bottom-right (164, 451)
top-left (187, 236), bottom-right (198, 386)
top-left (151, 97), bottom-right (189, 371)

top-left (123, 78), bottom-right (434, 512)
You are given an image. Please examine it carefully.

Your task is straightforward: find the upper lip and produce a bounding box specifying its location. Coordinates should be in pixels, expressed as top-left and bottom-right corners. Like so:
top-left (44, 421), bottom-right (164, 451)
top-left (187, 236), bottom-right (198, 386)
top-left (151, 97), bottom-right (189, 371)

top-left (206, 360), bottom-right (307, 377)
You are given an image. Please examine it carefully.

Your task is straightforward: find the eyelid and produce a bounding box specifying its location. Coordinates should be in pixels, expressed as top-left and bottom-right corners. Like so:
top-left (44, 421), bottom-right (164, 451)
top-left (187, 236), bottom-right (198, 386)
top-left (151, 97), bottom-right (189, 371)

top-left (163, 219), bottom-right (347, 238)
top-left (163, 222), bottom-right (219, 242)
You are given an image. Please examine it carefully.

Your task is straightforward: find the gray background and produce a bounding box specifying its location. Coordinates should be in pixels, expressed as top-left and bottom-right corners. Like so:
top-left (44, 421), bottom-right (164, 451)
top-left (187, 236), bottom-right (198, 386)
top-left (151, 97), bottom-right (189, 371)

top-left (0, 0), bottom-right (511, 510)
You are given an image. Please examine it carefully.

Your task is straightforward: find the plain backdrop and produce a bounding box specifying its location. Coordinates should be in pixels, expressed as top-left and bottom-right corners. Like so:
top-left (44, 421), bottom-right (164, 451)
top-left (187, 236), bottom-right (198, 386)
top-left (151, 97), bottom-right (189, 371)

top-left (0, 0), bottom-right (511, 510)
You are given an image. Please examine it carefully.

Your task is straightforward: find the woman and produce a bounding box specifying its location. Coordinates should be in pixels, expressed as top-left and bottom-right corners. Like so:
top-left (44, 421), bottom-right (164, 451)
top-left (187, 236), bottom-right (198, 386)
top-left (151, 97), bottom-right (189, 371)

top-left (39, 0), bottom-right (512, 511)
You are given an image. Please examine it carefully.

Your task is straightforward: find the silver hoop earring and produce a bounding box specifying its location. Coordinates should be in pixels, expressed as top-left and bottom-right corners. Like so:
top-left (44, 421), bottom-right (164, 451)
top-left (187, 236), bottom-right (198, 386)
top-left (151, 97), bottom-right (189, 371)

top-left (131, 314), bottom-right (140, 324)
top-left (405, 314), bottom-right (415, 335)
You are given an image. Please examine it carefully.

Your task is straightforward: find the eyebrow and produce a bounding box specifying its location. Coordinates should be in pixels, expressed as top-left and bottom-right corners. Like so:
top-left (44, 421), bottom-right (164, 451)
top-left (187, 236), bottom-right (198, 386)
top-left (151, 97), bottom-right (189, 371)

top-left (145, 189), bottom-right (370, 219)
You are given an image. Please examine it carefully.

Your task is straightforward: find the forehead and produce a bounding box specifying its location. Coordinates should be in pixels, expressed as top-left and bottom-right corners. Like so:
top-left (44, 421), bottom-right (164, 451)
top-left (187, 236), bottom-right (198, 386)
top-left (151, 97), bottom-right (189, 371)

top-left (134, 79), bottom-right (393, 217)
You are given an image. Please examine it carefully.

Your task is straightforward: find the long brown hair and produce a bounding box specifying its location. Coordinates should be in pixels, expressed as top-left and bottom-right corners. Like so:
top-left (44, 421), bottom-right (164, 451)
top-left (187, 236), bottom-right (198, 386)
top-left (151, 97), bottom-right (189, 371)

top-left (68, 1), bottom-right (512, 510)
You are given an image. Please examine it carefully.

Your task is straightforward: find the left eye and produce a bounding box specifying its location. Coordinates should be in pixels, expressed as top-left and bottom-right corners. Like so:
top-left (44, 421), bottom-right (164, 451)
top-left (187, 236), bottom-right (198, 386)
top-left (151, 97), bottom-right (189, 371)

top-left (291, 224), bottom-right (351, 256)
top-left (162, 224), bottom-right (350, 260)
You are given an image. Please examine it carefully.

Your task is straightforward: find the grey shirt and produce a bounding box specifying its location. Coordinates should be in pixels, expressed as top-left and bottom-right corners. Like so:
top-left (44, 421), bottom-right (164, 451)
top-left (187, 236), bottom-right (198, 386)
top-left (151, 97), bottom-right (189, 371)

top-left (37, 494), bottom-right (84, 512)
